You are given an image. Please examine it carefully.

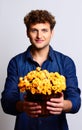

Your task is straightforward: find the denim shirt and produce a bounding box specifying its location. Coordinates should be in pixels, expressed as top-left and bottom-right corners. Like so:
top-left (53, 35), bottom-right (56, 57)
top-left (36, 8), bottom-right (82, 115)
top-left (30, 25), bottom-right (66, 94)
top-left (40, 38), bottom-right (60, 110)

top-left (1, 46), bottom-right (81, 130)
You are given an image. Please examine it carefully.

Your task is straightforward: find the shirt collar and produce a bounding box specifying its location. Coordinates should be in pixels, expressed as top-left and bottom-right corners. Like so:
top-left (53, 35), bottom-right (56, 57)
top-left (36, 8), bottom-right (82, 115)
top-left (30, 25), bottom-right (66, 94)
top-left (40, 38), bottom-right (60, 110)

top-left (48, 45), bottom-right (55, 61)
top-left (25, 45), bottom-right (55, 61)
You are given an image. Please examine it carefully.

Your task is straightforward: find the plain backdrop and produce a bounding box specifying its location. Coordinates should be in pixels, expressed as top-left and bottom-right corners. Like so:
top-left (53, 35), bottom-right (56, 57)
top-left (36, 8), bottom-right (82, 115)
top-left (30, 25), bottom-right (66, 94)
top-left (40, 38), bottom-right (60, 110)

top-left (0, 0), bottom-right (82, 130)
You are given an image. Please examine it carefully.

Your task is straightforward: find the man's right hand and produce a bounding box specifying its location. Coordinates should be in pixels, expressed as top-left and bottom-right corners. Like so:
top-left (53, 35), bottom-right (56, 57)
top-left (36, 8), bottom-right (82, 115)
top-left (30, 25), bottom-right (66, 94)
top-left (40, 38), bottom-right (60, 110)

top-left (16, 101), bottom-right (42, 118)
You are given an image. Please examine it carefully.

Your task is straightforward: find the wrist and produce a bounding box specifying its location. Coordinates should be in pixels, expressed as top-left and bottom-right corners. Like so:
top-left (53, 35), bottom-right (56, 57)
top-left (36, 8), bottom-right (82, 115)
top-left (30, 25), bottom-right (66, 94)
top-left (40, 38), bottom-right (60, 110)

top-left (63, 100), bottom-right (72, 112)
top-left (16, 101), bottom-right (24, 112)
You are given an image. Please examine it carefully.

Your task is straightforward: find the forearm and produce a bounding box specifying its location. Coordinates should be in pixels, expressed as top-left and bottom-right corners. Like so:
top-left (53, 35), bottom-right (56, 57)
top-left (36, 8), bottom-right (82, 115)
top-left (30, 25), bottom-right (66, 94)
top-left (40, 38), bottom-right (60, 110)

top-left (16, 100), bottom-right (42, 118)
top-left (16, 101), bottom-right (24, 112)
top-left (63, 100), bottom-right (72, 113)
top-left (1, 97), bottom-right (19, 115)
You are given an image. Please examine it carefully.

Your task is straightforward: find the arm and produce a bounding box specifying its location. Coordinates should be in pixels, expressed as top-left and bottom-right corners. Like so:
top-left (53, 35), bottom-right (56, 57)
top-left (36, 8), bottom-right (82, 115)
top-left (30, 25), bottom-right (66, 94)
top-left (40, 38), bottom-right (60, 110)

top-left (46, 93), bottom-right (72, 115)
top-left (1, 58), bottom-right (20, 115)
top-left (16, 100), bottom-right (42, 118)
top-left (46, 56), bottom-right (81, 114)
top-left (1, 57), bottom-right (42, 117)
top-left (64, 57), bottom-right (81, 113)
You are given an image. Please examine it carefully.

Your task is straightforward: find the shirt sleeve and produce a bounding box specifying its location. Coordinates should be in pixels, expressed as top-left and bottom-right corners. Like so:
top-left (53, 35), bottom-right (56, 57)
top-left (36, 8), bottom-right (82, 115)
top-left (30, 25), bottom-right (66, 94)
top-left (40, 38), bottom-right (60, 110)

top-left (1, 58), bottom-right (21, 115)
top-left (64, 56), bottom-right (81, 113)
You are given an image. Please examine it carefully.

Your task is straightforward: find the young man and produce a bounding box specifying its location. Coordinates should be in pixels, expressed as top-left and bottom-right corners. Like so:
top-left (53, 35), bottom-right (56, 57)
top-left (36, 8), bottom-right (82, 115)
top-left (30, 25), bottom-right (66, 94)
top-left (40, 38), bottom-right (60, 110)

top-left (1, 10), bottom-right (81, 130)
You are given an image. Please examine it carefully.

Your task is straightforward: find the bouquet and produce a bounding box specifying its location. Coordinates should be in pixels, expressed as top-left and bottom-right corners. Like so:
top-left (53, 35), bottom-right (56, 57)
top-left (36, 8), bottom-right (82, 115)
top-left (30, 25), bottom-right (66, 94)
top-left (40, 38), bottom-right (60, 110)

top-left (18, 67), bottom-right (66, 116)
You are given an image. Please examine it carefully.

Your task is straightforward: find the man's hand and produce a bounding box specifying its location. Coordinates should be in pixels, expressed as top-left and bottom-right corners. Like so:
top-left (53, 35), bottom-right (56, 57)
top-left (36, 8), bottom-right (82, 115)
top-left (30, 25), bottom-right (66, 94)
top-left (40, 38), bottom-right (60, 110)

top-left (46, 93), bottom-right (72, 115)
top-left (23, 101), bottom-right (42, 117)
top-left (46, 93), bottom-right (64, 115)
top-left (16, 101), bottom-right (42, 118)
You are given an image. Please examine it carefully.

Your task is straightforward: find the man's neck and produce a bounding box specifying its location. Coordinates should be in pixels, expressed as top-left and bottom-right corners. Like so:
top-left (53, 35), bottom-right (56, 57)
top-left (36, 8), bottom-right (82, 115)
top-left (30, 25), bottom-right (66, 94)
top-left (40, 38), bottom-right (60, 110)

top-left (30, 46), bottom-right (49, 66)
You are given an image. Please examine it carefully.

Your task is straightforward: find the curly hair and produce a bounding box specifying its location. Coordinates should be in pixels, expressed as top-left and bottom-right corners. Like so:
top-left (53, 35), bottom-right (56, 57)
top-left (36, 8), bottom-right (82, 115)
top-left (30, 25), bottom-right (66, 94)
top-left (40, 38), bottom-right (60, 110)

top-left (24, 10), bottom-right (56, 31)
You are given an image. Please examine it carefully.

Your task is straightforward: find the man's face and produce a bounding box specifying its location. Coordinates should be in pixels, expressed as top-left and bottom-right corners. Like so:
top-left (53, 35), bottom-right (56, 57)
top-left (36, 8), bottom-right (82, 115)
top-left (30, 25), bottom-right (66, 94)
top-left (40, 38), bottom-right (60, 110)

top-left (27, 22), bottom-right (54, 50)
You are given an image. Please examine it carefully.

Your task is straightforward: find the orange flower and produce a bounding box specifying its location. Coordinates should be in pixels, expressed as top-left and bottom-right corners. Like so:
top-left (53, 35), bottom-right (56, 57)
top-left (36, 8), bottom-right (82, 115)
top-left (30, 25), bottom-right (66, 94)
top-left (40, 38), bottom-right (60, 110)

top-left (18, 67), bottom-right (66, 95)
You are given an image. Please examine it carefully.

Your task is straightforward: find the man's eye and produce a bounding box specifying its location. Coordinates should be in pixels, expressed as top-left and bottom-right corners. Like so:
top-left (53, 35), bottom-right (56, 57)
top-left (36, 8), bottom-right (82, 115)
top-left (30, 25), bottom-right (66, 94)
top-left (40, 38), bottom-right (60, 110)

top-left (42, 29), bottom-right (48, 32)
top-left (31, 29), bottom-right (37, 32)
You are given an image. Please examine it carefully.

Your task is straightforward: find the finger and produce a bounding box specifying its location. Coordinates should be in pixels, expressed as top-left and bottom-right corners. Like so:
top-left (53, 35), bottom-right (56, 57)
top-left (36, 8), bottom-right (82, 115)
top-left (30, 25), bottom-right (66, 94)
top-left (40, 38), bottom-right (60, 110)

top-left (47, 107), bottom-right (63, 115)
top-left (49, 111), bottom-right (62, 115)
top-left (47, 101), bottom-right (64, 110)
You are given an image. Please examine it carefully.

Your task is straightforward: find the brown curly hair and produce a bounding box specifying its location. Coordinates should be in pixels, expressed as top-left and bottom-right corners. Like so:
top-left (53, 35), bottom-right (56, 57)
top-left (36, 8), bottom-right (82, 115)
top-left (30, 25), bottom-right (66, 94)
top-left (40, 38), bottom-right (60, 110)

top-left (24, 10), bottom-right (56, 31)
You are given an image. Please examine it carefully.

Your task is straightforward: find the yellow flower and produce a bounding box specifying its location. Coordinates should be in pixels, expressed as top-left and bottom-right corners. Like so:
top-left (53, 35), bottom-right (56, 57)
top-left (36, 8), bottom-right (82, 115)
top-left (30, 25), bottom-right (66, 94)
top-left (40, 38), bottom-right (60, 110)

top-left (18, 67), bottom-right (66, 95)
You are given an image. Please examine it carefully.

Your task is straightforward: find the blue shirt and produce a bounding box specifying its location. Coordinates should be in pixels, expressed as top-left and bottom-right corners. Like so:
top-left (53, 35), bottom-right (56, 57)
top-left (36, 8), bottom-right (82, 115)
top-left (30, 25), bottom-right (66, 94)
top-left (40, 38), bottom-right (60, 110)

top-left (1, 46), bottom-right (81, 130)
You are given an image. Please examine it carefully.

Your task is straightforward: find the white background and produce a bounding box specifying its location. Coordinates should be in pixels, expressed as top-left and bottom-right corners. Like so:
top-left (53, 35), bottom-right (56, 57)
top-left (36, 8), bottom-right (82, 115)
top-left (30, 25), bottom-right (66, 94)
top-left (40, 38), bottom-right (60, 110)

top-left (0, 0), bottom-right (82, 130)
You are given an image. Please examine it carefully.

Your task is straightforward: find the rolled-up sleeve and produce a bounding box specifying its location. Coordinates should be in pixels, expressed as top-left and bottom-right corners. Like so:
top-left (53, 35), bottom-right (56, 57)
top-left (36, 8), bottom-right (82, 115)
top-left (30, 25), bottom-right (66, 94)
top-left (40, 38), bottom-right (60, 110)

top-left (64, 56), bottom-right (81, 113)
top-left (1, 58), bottom-right (20, 115)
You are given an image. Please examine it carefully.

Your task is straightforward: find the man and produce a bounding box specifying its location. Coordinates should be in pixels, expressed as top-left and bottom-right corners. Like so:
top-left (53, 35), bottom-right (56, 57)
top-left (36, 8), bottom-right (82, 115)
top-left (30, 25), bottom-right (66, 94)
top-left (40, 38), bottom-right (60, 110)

top-left (1, 10), bottom-right (81, 130)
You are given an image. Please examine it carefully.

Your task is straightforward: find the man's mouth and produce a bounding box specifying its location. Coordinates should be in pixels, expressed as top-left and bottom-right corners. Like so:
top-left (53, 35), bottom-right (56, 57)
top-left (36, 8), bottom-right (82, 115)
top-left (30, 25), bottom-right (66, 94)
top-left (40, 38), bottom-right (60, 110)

top-left (35, 39), bottom-right (44, 43)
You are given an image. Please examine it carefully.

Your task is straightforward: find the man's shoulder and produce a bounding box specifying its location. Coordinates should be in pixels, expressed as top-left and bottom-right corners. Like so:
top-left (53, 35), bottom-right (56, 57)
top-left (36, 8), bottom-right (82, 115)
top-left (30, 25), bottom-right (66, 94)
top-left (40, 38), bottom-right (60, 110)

top-left (50, 46), bottom-right (66, 58)
top-left (52, 49), bottom-right (67, 59)
top-left (11, 51), bottom-right (26, 60)
top-left (10, 46), bottom-right (31, 61)
top-left (52, 49), bottom-right (75, 64)
top-left (8, 50), bottom-right (28, 66)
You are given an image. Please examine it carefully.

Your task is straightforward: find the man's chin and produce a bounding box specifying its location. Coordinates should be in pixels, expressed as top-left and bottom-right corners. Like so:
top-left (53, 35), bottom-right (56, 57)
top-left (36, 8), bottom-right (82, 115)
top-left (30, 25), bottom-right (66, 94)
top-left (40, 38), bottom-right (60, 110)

top-left (32, 44), bottom-right (49, 50)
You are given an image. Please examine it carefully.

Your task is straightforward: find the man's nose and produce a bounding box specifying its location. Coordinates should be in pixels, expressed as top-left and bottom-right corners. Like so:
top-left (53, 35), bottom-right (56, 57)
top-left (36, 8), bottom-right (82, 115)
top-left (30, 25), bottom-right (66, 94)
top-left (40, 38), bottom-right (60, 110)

top-left (37, 31), bottom-right (42, 38)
